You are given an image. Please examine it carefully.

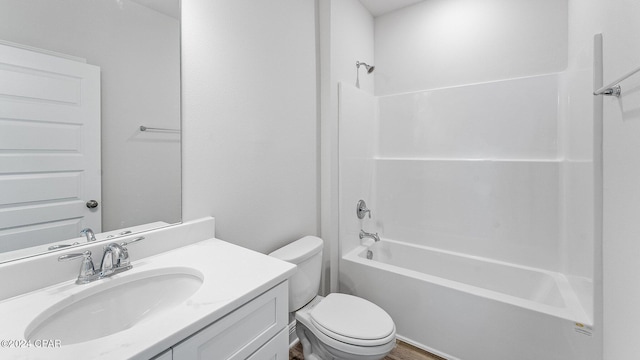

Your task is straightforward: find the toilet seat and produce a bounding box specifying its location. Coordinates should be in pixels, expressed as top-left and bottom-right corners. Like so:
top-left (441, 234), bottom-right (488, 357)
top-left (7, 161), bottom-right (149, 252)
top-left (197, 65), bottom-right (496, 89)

top-left (308, 293), bottom-right (395, 347)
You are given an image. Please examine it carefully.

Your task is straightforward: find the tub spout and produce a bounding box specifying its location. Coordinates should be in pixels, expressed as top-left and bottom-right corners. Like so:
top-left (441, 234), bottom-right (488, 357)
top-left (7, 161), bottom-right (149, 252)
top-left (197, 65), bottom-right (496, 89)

top-left (359, 229), bottom-right (380, 242)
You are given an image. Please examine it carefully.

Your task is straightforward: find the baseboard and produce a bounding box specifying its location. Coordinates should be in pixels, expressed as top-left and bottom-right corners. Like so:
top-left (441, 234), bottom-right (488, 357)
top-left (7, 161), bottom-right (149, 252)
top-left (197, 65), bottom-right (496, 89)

top-left (396, 335), bottom-right (459, 360)
top-left (288, 320), bottom-right (299, 348)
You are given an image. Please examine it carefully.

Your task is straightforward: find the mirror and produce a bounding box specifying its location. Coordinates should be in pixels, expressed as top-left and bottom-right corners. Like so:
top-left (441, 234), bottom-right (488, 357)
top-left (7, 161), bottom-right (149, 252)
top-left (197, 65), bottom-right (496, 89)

top-left (0, 0), bottom-right (181, 262)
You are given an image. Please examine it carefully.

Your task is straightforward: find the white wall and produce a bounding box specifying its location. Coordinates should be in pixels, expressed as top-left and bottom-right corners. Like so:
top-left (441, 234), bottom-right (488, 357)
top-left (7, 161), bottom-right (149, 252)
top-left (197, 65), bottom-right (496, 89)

top-left (337, 74), bottom-right (600, 359)
top-left (374, 0), bottom-right (568, 95)
top-left (320, 0), bottom-right (375, 292)
top-left (0, 0), bottom-right (181, 231)
top-left (332, 0), bottom-right (375, 94)
top-left (565, 0), bottom-right (640, 357)
top-left (598, 1), bottom-right (640, 358)
top-left (181, 0), bottom-right (318, 254)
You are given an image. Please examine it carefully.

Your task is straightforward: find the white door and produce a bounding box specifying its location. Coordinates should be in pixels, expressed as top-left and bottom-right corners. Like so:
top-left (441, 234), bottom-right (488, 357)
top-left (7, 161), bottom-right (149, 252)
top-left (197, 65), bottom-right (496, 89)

top-left (0, 43), bottom-right (101, 253)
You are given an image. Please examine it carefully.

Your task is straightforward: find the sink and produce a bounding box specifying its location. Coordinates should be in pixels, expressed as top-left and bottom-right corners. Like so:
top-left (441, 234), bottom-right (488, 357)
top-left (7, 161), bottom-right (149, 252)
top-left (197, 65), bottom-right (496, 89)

top-left (24, 267), bottom-right (203, 345)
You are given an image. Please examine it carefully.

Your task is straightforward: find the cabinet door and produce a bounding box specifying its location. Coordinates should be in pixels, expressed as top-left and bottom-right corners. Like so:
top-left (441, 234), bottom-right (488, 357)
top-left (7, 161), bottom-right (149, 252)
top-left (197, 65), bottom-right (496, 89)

top-left (151, 349), bottom-right (172, 360)
top-left (173, 282), bottom-right (288, 360)
top-left (247, 328), bottom-right (288, 360)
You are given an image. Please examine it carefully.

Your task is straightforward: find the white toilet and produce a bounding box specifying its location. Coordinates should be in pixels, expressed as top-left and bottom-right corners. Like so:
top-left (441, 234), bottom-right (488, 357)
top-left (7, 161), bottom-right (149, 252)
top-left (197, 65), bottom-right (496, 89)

top-left (269, 236), bottom-right (396, 360)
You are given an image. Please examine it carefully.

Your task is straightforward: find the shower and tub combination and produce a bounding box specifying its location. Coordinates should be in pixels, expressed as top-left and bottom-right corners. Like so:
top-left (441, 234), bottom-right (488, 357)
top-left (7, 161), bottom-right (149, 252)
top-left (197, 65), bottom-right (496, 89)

top-left (337, 68), bottom-right (598, 359)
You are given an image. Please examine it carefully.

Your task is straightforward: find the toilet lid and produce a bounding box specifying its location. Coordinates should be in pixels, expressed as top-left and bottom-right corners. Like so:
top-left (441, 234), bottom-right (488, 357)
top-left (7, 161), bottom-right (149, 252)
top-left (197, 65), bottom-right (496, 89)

top-left (309, 293), bottom-right (395, 345)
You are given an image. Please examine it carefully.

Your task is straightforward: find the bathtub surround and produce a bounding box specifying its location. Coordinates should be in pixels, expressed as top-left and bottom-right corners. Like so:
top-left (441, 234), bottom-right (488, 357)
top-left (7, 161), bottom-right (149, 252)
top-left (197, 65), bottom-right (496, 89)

top-left (337, 74), bottom-right (596, 358)
top-left (334, 0), bottom-right (601, 358)
top-left (338, 75), bottom-right (589, 272)
top-left (374, 74), bottom-right (571, 273)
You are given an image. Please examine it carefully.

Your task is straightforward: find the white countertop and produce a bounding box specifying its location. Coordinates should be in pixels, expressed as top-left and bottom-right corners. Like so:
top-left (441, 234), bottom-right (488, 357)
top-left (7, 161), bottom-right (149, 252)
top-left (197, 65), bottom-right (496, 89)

top-left (0, 238), bottom-right (296, 360)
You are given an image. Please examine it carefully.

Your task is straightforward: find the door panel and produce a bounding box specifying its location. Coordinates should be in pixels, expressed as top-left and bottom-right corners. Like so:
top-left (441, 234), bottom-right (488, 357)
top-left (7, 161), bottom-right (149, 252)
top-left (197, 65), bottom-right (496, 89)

top-left (0, 43), bottom-right (100, 252)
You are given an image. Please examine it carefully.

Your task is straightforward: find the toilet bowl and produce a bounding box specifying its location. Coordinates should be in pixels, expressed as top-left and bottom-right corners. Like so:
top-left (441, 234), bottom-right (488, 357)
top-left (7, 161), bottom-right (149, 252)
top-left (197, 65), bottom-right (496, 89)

top-left (269, 236), bottom-right (396, 360)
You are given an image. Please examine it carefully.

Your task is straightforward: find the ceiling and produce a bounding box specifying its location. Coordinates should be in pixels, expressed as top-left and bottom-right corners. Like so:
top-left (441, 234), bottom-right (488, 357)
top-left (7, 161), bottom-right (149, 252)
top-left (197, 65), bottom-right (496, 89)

top-left (129, 1), bottom-right (420, 20)
top-left (359, 0), bottom-right (425, 17)
top-left (130, 1), bottom-right (420, 21)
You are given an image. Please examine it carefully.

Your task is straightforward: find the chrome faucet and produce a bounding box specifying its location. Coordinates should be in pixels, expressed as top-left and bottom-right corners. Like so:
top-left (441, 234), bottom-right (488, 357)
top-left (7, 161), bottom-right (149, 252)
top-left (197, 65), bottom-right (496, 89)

top-left (58, 236), bottom-right (144, 284)
top-left (359, 229), bottom-right (380, 242)
top-left (58, 251), bottom-right (96, 284)
top-left (80, 228), bottom-right (97, 242)
top-left (48, 227), bottom-right (95, 251)
top-left (100, 243), bottom-right (131, 276)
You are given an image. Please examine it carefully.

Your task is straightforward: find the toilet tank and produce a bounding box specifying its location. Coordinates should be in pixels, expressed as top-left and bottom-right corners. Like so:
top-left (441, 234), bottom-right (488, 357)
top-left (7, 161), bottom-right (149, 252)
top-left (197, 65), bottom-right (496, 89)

top-left (269, 236), bottom-right (323, 312)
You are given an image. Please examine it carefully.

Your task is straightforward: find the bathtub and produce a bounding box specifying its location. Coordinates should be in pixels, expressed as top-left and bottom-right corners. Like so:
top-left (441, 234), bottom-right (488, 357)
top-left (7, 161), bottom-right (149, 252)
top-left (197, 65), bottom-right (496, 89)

top-left (340, 239), bottom-right (597, 360)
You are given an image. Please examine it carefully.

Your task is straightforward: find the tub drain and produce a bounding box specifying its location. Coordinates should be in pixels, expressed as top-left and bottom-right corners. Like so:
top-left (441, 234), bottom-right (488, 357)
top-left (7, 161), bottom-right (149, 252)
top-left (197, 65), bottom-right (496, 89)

top-left (366, 250), bottom-right (373, 260)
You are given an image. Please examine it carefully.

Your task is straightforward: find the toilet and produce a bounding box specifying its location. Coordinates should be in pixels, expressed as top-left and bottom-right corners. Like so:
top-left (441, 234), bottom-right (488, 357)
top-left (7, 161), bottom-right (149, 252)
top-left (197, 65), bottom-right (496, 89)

top-left (269, 236), bottom-right (396, 360)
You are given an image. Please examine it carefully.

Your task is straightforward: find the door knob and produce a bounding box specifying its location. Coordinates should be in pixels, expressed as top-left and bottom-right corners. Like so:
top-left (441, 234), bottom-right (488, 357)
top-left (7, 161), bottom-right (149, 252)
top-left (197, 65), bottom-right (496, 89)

top-left (86, 200), bottom-right (99, 209)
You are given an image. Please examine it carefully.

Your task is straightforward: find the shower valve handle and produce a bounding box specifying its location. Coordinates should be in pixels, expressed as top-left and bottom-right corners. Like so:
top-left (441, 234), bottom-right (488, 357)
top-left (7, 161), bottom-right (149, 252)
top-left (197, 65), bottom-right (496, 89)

top-left (357, 200), bottom-right (371, 219)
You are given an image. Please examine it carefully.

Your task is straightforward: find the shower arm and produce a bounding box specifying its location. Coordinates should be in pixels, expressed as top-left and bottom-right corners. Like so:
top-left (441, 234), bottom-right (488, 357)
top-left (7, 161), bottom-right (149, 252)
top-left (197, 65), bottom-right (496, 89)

top-left (355, 61), bottom-right (374, 89)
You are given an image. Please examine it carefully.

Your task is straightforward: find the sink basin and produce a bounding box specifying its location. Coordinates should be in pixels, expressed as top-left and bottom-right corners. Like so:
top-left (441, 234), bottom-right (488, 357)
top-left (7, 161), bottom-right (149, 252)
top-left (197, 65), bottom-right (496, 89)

top-left (25, 267), bottom-right (203, 345)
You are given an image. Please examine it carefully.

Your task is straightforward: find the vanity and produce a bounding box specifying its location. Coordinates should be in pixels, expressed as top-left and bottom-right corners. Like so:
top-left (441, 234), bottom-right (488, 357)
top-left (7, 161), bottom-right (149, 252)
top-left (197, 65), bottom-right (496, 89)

top-left (0, 218), bottom-right (296, 359)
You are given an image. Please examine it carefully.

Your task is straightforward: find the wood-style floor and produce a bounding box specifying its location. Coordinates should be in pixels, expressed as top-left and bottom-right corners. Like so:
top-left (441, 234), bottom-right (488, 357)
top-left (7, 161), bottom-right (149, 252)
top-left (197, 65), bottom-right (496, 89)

top-left (289, 340), bottom-right (446, 360)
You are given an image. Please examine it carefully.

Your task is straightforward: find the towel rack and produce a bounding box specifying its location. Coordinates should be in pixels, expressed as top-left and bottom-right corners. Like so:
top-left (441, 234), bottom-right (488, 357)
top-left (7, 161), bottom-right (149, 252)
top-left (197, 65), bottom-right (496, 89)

top-left (139, 125), bottom-right (180, 133)
top-left (594, 64), bottom-right (640, 97)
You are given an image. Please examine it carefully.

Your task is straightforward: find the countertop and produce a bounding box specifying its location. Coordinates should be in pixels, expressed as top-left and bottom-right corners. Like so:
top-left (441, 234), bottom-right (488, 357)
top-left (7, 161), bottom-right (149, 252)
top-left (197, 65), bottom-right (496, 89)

top-left (0, 238), bottom-right (296, 360)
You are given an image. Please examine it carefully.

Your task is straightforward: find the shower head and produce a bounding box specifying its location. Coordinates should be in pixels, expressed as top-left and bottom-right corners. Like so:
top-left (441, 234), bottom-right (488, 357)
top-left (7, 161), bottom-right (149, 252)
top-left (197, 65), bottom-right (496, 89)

top-left (356, 61), bottom-right (375, 74)
top-left (355, 60), bottom-right (375, 89)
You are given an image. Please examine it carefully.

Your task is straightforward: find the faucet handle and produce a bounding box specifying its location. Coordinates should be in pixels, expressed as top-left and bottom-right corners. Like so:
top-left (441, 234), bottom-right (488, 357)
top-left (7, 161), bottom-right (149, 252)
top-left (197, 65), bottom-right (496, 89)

top-left (357, 200), bottom-right (372, 219)
top-left (48, 242), bottom-right (80, 250)
top-left (117, 237), bottom-right (144, 268)
top-left (58, 251), bottom-right (95, 281)
top-left (120, 236), bottom-right (144, 247)
top-left (58, 250), bottom-right (92, 262)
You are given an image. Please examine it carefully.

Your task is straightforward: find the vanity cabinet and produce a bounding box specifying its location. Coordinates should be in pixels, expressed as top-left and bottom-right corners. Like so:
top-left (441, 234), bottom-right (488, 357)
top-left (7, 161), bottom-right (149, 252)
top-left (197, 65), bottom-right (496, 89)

top-left (152, 350), bottom-right (172, 360)
top-left (157, 281), bottom-right (289, 360)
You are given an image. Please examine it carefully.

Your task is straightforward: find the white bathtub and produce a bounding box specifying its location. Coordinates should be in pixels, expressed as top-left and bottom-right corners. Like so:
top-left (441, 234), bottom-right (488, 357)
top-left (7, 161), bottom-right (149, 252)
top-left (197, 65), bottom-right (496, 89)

top-left (340, 239), bottom-right (597, 360)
